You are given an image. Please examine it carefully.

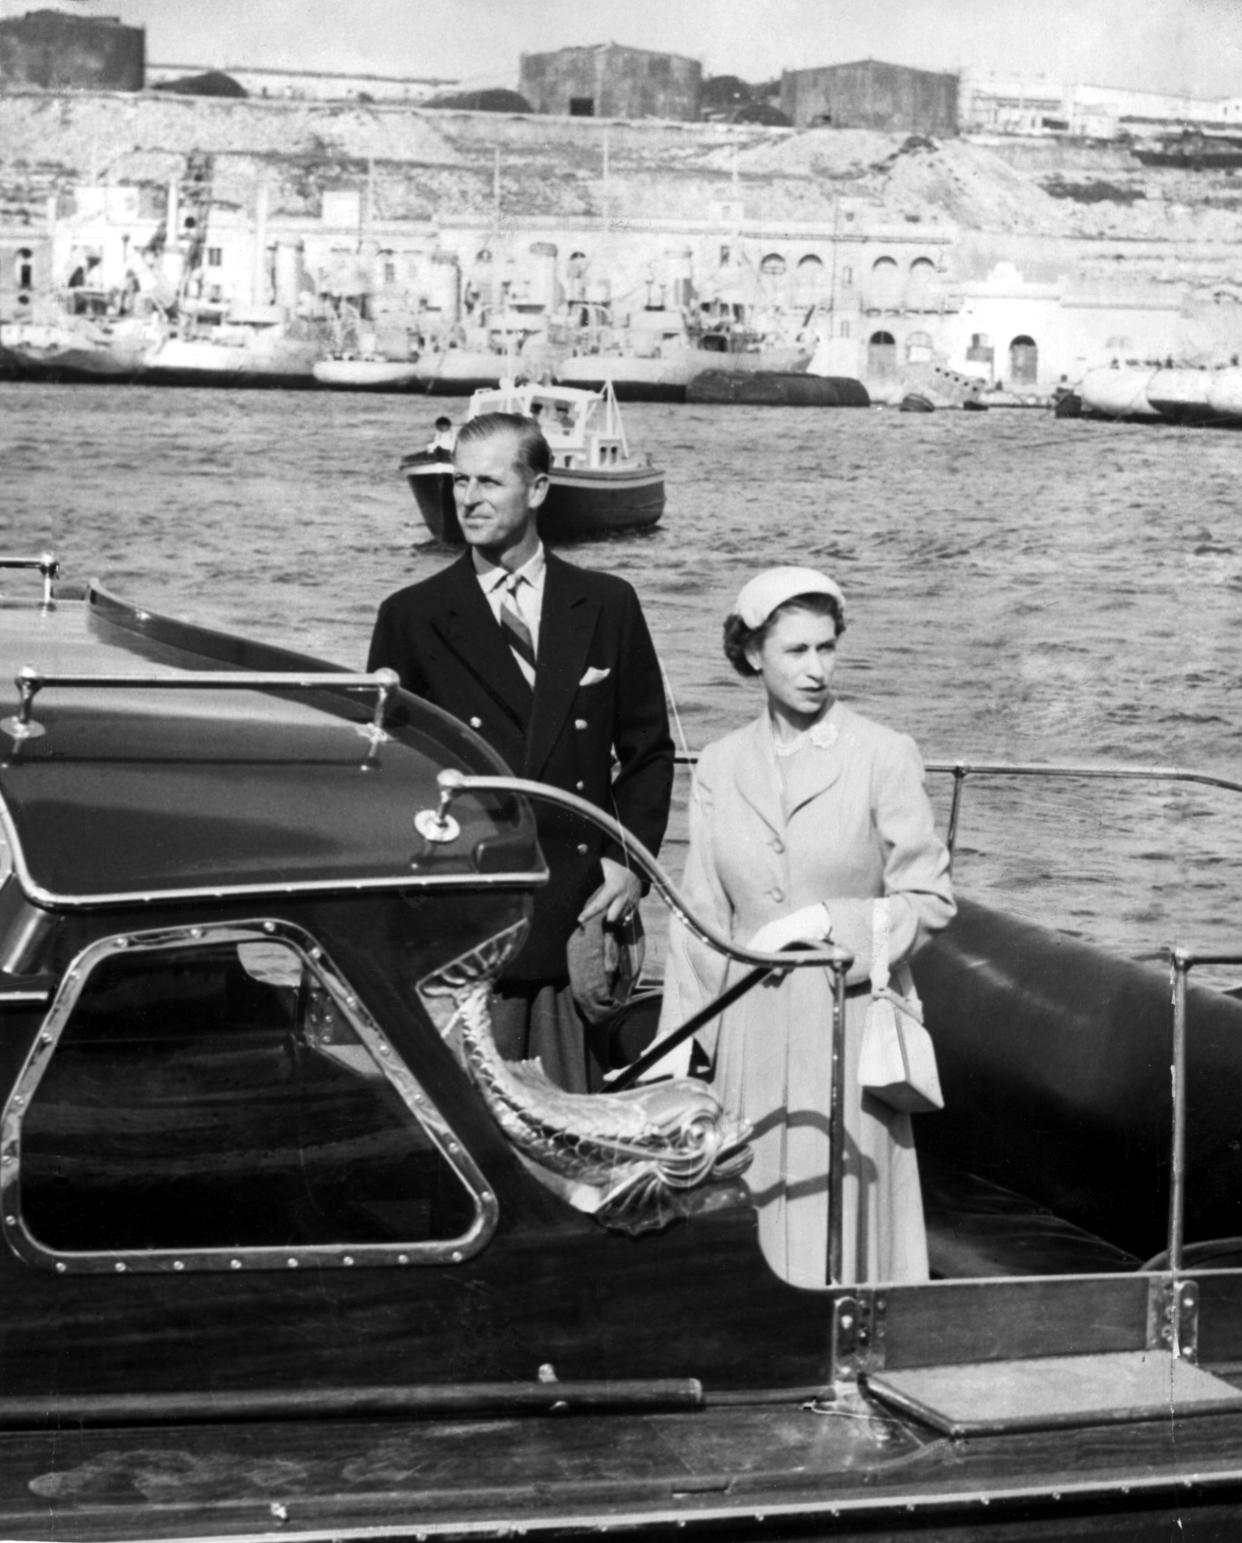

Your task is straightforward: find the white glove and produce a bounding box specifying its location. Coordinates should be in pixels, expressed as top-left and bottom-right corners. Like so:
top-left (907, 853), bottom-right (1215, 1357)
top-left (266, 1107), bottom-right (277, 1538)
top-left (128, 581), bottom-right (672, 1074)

top-left (747, 902), bottom-right (833, 955)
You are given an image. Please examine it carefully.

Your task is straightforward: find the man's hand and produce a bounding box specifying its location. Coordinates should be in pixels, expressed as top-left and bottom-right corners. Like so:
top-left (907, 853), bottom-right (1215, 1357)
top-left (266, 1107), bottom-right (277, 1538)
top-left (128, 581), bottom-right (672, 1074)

top-left (579, 855), bottom-right (642, 926)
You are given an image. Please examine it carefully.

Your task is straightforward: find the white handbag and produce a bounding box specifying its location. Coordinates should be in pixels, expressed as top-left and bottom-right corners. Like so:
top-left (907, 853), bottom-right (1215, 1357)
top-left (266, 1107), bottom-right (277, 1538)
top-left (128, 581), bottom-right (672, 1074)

top-left (857, 898), bottom-right (944, 1114)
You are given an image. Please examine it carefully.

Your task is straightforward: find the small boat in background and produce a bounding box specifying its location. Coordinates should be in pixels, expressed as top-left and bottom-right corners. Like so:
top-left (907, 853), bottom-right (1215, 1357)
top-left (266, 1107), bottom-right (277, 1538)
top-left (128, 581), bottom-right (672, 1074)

top-left (1075, 363), bottom-right (1242, 428)
top-left (1077, 365), bottom-right (1162, 420)
top-left (313, 356), bottom-right (422, 391)
top-left (402, 379), bottom-right (665, 544)
top-left (899, 391), bottom-right (935, 413)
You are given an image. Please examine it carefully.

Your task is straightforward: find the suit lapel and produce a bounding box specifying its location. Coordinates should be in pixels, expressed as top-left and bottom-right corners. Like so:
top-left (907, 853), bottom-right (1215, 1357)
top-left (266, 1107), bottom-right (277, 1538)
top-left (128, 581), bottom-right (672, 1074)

top-left (431, 554), bottom-right (532, 729)
top-left (525, 555), bottom-right (598, 778)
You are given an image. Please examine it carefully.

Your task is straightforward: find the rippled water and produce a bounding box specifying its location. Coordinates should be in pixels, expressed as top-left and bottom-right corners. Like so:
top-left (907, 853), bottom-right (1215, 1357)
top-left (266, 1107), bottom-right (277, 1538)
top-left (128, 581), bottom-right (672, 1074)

top-left (5, 381), bottom-right (1242, 978)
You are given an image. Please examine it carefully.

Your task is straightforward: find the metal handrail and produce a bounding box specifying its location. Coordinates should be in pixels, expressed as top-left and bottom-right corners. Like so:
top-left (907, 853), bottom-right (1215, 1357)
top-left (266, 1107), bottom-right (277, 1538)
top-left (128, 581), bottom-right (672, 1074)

top-left (921, 758), bottom-right (1242, 858)
top-left (0, 553), bottom-right (60, 609)
top-left (0, 665), bottom-right (401, 745)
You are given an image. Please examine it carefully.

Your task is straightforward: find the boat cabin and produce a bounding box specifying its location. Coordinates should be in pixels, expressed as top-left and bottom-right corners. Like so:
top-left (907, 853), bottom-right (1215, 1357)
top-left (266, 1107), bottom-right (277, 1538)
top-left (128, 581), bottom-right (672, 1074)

top-left (469, 379), bottom-right (636, 472)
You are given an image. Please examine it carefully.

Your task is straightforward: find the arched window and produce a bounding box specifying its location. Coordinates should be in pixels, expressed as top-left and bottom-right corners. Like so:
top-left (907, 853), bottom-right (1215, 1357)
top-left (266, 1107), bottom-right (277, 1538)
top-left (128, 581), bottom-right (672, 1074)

top-left (794, 253), bottom-right (825, 300)
top-left (910, 256), bottom-right (936, 276)
top-left (867, 329), bottom-right (897, 376)
top-left (15, 248), bottom-right (33, 290)
top-left (868, 256), bottom-right (900, 311)
top-left (1009, 334), bottom-right (1039, 385)
top-left (759, 253), bottom-right (786, 276)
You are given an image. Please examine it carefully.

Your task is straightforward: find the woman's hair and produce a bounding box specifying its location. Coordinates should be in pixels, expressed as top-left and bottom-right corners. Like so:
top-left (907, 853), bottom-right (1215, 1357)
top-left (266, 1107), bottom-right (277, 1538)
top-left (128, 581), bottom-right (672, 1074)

top-left (454, 411), bottom-right (551, 479)
top-left (723, 592), bottom-right (846, 678)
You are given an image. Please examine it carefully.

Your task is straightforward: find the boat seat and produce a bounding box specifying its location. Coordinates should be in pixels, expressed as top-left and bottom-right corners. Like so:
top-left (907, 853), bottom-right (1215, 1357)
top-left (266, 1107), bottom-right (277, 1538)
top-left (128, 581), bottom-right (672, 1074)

top-left (919, 1150), bottom-right (1142, 1279)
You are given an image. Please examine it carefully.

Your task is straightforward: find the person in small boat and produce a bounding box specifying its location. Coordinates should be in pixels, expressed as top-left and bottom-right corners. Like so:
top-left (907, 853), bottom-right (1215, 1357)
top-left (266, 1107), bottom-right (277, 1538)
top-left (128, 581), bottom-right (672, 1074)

top-left (427, 416), bottom-right (456, 459)
top-left (367, 412), bottom-right (673, 1095)
top-left (654, 567), bottom-right (955, 1289)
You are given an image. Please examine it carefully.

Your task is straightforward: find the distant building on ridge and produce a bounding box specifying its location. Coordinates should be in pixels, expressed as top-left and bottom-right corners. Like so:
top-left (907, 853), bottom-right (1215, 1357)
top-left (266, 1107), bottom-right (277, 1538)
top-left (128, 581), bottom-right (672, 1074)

top-left (520, 42), bottom-right (702, 121)
top-left (781, 60), bottom-right (959, 135)
top-left (0, 8), bottom-right (144, 92)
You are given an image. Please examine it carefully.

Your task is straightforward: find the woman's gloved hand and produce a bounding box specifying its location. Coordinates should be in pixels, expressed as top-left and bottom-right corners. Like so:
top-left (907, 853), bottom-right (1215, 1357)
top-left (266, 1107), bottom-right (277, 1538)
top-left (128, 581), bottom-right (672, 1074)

top-left (747, 902), bottom-right (833, 955)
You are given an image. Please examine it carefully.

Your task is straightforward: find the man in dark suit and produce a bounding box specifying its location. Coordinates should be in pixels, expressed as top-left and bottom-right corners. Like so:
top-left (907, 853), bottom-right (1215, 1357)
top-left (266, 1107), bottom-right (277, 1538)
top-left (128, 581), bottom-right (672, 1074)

top-left (367, 411), bottom-right (673, 1092)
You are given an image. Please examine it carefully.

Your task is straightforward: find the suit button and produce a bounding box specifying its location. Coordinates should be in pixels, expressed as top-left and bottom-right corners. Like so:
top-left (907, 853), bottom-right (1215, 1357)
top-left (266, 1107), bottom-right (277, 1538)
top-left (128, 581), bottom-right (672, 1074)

top-left (576, 843), bottom-right (589, 855)
top-left (575, 780), bottom-right (585, 791)
top-left (469, 716), bottom-right (482, 729)
top-left (770, 887), bottom-right (785, 903)
top-left (771, 838), bottom-right (785, 853)
top-left (574, 718), bottom-right (587, 730)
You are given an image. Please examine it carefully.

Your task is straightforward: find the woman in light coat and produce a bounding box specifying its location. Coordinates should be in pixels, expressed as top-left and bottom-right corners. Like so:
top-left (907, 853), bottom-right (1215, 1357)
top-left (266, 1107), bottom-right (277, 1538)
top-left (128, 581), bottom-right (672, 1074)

top-left (658, 567), bottom-right (955, 1288)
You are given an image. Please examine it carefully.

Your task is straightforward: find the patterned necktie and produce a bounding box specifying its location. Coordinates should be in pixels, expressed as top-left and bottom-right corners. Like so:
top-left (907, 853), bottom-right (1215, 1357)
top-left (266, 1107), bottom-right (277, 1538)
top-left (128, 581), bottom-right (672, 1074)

top-left (499, 573), bottom-right (536, 685)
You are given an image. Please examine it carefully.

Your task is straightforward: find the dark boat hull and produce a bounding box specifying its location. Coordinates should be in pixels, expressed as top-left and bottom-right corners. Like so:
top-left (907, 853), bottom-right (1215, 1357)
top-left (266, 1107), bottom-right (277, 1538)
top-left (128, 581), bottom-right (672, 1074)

top-left (686, 370), bottom-right (870, 406)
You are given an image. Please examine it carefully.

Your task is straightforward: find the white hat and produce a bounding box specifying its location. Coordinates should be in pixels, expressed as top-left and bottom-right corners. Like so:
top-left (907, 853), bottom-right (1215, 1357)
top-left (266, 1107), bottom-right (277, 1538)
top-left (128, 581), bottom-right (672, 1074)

top-left (734, 566), bottom-right (846, 629)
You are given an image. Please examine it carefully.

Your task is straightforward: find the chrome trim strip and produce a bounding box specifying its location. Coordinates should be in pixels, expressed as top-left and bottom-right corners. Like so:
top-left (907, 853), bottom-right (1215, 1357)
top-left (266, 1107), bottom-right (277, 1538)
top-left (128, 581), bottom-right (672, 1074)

top-left (1, 666), bottom-right (400, 747)
top-left (1, 918), bottom-right (499, 1273)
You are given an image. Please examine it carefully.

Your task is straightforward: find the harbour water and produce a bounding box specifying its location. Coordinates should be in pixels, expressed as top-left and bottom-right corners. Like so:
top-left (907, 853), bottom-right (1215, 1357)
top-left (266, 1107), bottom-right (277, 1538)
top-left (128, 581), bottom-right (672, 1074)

top-left (4, 380), bottom-right (1242, 981)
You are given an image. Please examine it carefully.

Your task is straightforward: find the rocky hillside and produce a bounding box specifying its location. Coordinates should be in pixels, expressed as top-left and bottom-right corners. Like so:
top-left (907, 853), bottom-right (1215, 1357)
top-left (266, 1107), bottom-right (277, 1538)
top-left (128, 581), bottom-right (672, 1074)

top-left (4, 89), bottom-right (1242, 254)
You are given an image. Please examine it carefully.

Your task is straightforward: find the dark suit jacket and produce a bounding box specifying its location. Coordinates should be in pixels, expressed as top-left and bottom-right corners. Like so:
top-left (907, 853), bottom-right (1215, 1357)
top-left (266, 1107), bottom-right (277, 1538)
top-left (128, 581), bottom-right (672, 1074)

top-left (367, 551), bottom-right (674, 983)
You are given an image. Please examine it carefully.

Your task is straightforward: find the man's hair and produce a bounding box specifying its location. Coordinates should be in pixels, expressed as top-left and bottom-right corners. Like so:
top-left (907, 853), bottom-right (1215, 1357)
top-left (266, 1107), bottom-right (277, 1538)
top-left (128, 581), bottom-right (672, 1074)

top-left (455, 411), bottom-right (550, 479)
top-left (434, 415), bottom-right (452, 430)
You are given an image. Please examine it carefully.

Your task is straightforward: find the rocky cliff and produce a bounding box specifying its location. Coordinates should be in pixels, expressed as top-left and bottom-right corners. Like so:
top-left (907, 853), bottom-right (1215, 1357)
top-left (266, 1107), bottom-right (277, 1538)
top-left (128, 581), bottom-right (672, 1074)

top-left (4, 88), bottom-right (1242, 264)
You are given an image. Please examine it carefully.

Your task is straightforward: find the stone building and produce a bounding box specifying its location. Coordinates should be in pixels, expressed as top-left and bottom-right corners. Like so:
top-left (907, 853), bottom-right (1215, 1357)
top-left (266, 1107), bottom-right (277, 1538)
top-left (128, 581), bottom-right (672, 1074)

top-left (519, 42), bottom-right (701, 121)
top-left (780, 60), bottom-right (958, 136)
top-left (0, 8), bottom-right (144, 92)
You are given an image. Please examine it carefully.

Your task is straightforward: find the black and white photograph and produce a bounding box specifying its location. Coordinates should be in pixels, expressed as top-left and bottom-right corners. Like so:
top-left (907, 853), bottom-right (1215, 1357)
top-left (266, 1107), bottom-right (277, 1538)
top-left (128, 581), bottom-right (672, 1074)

top-left (3, 2), bottom-right (1242, 1536)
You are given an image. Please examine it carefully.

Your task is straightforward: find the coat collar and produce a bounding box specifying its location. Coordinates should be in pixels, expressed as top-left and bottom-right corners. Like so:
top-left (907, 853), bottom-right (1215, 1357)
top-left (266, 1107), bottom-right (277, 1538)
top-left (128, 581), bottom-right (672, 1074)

top-left (734, 702), bottom-right (849, 831)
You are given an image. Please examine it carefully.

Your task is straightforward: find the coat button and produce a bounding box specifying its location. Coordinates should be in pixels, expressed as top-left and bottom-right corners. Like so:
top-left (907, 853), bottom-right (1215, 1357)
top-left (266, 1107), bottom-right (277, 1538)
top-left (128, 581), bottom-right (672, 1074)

top-left (771, 838), bottom-right (785, 853)
top-left (575, 780), bottom-right (585, 791)
top-left (574, 718), bottom-right (587, 730)
top-left (770, 887), bottom-right (785, 903)
top-left (469, 716), bottom-right (482, 729)
top-left (576, 843), bottom-right (589, 855)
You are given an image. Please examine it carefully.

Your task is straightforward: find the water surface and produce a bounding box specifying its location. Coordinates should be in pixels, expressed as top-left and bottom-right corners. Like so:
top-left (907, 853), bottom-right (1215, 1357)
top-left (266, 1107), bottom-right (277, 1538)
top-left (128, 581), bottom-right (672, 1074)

top-left (5, 381), bottom-right (1241, 978)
